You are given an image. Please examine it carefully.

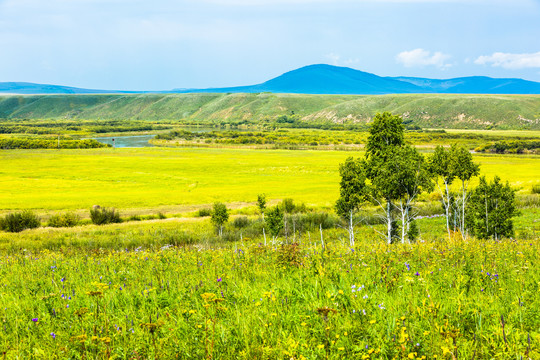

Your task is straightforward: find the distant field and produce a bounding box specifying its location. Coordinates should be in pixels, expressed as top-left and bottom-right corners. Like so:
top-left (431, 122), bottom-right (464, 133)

top-left (442, 129), bottom-right (540, 138)
top-left (0, 147), bottom-right (538, 212)
top-left (1, 93), bottom-right (540, 129)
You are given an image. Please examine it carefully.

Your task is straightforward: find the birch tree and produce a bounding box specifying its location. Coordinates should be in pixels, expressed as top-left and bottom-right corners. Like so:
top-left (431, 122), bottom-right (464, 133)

top-left (429, 146), bottom-right (455, 239)
top-left (365, 112), bottom-right (405, 244)
top-left (451, 145), bottom-right (480, 238)
top-left (335, 157), bottom-right (369, 247)
top-left (467, 176), bottom-right (518, 240)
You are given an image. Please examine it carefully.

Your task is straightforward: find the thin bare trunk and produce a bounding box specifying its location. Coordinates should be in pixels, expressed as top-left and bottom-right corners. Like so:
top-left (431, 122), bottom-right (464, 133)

top-left (386, 199), bottom-right (392, 244)
top-left (349, 210), bottom-right (354, 247)
top-left (320, 224), bottom-right (325, 250)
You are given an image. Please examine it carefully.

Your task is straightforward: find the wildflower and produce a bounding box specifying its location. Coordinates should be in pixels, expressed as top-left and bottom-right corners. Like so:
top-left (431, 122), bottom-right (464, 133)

top-left (50, 332), bottom-right (56, 339)
top-left (405, 262), bottom-right (410, 271)
top-left (363, 295), bottom-right (368, 299)
top-left (415, 272), bottom-right (420, 276)
top-left (217, 277), bottom-right (222, 282)
top-left (32, 318), bottom-right (38, 322)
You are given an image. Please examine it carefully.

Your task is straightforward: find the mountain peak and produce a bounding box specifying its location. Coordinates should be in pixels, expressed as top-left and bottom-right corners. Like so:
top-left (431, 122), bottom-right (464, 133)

top-left (2, 64), bottom-right (540, 95)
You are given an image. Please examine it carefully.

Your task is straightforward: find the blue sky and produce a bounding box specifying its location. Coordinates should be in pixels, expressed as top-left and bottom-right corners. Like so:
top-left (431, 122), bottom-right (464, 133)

top-left (1, 0), bottom-right (539, 90)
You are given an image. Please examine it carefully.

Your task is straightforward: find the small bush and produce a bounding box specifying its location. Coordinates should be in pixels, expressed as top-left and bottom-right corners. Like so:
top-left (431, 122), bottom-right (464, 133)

top-left (128, 215), bottom-right (142, 222)
top-left (158, 212), bottom-right (167, 219)
top-left (90, 207), bottom-right (121, 225)
top-left (532, 184), bottom-right (540, 194)
top-left (280, 198), bottom-right (296, 213)
top-left (48, 212), bottom-right (80, 228)
top-left (233, 216), bottom-right (250, 228)
top-left (197, 208), bottom-right (212, 217)
top-left (0, 210), bottom-right (41, 232)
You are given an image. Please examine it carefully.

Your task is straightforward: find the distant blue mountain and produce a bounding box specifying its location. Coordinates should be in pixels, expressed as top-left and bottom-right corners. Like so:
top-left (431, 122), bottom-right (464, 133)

top-left (390, 76), bottom-right (540, 94)
top-left (0, 82), bottom-right (133, 94)
top-left (174, 64), bottom-right (540, 95)
top-left (3, 64), bottom-right (540, 95)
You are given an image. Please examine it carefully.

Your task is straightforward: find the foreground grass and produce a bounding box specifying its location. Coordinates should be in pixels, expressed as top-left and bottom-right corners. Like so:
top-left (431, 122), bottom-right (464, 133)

top-left (0, 235), bottom-right (538, 359)
top-left (1, 148), bottom-right (538, 212)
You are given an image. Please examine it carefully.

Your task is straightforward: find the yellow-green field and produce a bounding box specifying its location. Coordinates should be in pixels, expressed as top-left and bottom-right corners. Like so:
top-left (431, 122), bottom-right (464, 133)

top-left (1, 148), bottom-right (539, 212)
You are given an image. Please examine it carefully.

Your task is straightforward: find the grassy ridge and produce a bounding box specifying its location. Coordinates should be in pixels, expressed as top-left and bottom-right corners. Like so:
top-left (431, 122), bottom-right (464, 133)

top-left (0, 147), bottom-right (538, 211)
top-left (1, 93), bottom-right (540, 129)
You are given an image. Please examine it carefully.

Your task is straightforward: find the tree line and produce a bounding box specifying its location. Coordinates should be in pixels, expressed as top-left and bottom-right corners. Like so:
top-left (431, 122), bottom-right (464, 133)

top-left (335, 112), bottom-right (518, 246)
top-left (0, 138), bottom-right (109, 149)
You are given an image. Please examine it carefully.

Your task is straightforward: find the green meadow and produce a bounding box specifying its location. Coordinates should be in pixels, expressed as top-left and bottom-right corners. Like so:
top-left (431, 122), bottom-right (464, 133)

top-left (0, 148), bottom-right (539, 212)
top-left (0, 121), bottom-right (539, 359)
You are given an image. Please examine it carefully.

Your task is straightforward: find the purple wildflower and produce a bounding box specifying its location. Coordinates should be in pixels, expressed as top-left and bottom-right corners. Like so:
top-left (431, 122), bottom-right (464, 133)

top-left (32, 318), bottom-right (38, 322)
top-left (217, 277), bottom-right (222, 282)
top-left (50, 333), bottom-right (56, 339)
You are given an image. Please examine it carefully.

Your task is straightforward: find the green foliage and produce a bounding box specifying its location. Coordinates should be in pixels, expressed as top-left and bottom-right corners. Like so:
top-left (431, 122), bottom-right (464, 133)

top-left (280, 198), bottom-right (296, 213)
top-left (335, 157), bottom-right (368, 219)
top-left (365, 112), bottom-right (405, 159)
top-left (277, 198), bottom-right (306, 214)
top-left (0, 210), bottom-right (41, 232)
top-left (232, 216), bottom-right (250, 229)
top-left (266, 206), bottom-right (284, 238)
top-left (407, 221), bottom-right (419, 242)
top-left (467, 176), bottom-right (519, 240)
top-left (0, 138), bottom-right (109, 149)
top-left (211, 202), bottom-right (229, 236)
top-left (197, 208), bottom-right (212, 217)
top-left (47, 212), bottom-right (80, 228)
top-left (532, 184), bottom-right (540, 194)
top-left (451, 145), bottom-right (480, 183)
top-left (256, 194), bottom-right (266, 215)
top-left (476, 140), bottom-right (540, 154)
top-left (90, 207), bottom-right (121, 225)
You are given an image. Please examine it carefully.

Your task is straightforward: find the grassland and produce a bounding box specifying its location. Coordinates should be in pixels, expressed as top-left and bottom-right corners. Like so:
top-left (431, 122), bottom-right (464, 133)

top-left (0, 148), bottom-right (538, 213)
top-left (1, 93), bottom-right (540, 129)
top-left (0, 235), bottom-right (538, 359)
top-left (1, 112), bottom-right (539, 359)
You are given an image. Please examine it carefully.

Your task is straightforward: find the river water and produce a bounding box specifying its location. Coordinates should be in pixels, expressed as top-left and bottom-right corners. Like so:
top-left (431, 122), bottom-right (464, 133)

top-left (92, 126), bottom-right (249, 148)
top-left (92, 135), bottom-right (156, 148)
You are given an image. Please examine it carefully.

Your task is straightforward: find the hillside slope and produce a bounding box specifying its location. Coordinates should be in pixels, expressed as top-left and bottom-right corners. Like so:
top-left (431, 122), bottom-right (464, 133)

top-left (1, 93), bottom-right (539, 130)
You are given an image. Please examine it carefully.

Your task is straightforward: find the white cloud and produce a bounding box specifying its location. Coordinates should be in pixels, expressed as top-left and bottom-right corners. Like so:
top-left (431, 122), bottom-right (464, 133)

top-left (396, 48), bottom-right (451, 69)
top-left (474, 52), bottom-right (540, 69)
top-left (325, 53), bottom-right (359, 66)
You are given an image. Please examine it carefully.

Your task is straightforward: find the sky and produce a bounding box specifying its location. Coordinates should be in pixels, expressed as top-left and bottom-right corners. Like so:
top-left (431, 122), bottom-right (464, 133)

top-left (1, 0), bottom-right (539, 91)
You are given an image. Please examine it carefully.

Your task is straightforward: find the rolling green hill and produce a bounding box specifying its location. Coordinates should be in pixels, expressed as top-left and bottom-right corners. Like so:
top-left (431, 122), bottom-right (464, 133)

top-left (1, 93), bottom-right (539, 130)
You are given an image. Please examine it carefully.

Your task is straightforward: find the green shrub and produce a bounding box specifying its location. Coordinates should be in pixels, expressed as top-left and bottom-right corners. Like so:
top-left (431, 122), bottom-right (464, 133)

top-left (47, 212), bottom-right (80, 228)
top-left (90, 207), bottom-right (121, 225)
top-left (280, 198), bottom-right (296, 213)
top-left (0, 210), bottom-right (41, 232)
top-left (233, 216), bottom-right (250, 228)
top-left (128, 215), bottom-right (142, 222)
top-left (532, 184), bottom-right (540, 194)
top-left (197, 208), bottom-right (212, 217)
top-left (158, 212), bottom-right (167, 219)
